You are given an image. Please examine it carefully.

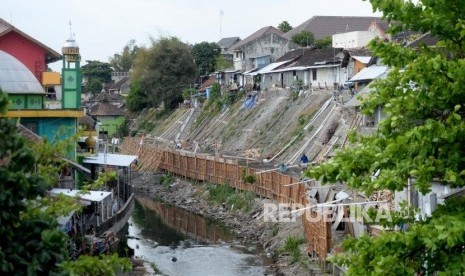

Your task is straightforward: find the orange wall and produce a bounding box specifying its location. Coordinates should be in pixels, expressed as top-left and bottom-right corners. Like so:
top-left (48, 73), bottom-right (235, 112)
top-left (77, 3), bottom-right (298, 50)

top-left (354, 60), bottom-right (366, 90)
top-left (42, 72), bottom-right (61, 86)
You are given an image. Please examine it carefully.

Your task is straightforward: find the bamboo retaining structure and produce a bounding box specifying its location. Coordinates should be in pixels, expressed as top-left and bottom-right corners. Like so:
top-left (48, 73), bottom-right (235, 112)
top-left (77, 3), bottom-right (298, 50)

top-left (121, 137), bottom-right (331, 261)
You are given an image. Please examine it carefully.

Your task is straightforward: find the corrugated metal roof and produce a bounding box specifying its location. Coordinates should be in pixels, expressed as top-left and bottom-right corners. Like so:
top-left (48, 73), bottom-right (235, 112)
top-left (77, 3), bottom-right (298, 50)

top-left (352, 56), bottom-right (371, 64)
top-left (83, 153), bottom-right (138, 167)
top-left (49, 188), bottom-right (112, 203)
top-left (247, 60), bottom-right (292, 76)
top-left (0, 50), bottom-right (44, 94)
top-left (349, 65), bottom-right (388, 82)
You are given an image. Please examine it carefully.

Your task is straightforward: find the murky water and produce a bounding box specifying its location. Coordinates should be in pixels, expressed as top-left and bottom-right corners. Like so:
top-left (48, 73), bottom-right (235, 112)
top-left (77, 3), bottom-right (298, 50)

top-left (127, 197), bottom-right (270, 276)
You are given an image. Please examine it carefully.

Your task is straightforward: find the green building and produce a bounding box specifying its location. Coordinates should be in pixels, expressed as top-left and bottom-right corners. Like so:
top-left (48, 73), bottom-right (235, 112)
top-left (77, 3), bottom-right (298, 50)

top-left (88, 102), bottom-right (125, 138)
top-left (0, 33), bottom-right (83, 159)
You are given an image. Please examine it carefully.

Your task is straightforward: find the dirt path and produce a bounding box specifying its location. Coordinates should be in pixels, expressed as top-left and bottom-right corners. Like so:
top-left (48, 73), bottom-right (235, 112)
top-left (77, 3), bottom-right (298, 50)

top-left (131, 171), bottom-right (317, 276)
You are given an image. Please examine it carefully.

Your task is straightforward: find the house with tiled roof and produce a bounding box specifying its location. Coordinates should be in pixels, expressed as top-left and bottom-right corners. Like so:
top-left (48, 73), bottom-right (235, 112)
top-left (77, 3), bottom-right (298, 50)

top-left (217, 37), bottom-right (240, 61)
top-left (108, 76), bottom-right (131, 95)
top-left (284, 16), bottom-right (388, 41)
top-left (229, 26), bottom-right (299, 77)
top-left (88, 102), bottom-right (125, 138)
top-left (256, 47), bottom-right (344, 90)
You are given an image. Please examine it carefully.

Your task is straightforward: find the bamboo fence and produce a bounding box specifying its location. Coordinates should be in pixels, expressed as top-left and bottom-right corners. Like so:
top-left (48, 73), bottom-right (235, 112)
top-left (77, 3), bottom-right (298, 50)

top-left (121, 137), bottom-right (330, 260)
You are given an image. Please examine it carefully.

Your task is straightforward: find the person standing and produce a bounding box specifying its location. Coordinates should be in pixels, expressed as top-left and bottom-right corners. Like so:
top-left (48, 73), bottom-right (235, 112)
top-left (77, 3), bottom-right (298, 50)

top-left (300, 153), bottom-right (309, 168)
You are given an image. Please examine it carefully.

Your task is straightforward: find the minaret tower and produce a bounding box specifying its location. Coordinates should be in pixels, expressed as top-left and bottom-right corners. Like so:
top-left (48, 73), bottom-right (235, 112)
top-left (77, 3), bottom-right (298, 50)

top-left (61, 21), bottom-right (81, 109)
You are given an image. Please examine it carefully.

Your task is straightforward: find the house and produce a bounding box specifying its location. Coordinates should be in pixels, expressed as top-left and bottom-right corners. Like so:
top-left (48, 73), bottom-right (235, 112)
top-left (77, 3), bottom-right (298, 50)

top-left (340, 48), bottom-right (372, 85)
top-left (0, 18), bottom-right (61, 83)
top-left (197, 75), bottom-right (216, 98)
top-left (217, 37), bottom-right (240, 61)
top-left (284, 16), bottom-right (389, 41)
top-left (0, 49), bottom-right (83, 156)
top-left (108, 76), bottom-right (131, 95)
top-left (344, 62), bottom-right (389, 127)
top-left (88, 102), bottom-right (125, 138)
top-left (229, 26), bottom-right (299, 78)
top-left (258, 47), bottom-right (345, 90)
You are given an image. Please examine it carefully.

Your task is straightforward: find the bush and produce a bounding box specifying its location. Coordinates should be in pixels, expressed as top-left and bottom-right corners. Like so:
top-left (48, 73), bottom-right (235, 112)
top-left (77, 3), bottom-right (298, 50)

top-left (280, 235), bottom-right (306, 263)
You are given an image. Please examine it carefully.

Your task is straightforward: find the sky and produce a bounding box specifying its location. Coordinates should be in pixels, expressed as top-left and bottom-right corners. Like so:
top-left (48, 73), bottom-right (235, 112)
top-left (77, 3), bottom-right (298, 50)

top-left (2, 0), bottom-right (379, 71)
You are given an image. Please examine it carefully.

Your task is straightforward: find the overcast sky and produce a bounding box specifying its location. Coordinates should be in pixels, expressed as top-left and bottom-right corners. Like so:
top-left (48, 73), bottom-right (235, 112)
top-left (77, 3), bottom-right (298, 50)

top-left (2, 0), bottom-right (379, 71)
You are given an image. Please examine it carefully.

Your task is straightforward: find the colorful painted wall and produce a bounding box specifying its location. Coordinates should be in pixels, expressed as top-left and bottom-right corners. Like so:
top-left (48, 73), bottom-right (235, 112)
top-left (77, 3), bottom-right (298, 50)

top-left (97, 116), bottom-right (125, 138)
top-left (21, 117), bottom-right (77, 157)
top-left (8, 95), bottom-right (43, 110)
top-left (0, 31), bottom-right (47, 81)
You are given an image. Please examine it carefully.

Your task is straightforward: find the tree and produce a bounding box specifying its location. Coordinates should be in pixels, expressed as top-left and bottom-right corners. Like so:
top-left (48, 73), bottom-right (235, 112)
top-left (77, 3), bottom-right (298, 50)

top-left (132, 36), bottom-right (197, 110)
top-left (307, 0), bottom-right (465, 274)
top-left (85, 78), bottom-right (103, 94)
top-left (278, 21), bottom-right (293, 33)
top-left (81, 60), bottom-right (113, 84)
top-left (216, 55), bottom-right (233, 71)
top-left (126, 77), bottom-right (149, 112)
top-left (291, 31), bottom-right (314, 47)
top-left (191, 42), bottom-right (221, 76)
top-left (109, 39), bottom-right (139, 72)
top-left (0, 89), bottom-right (131, 274)
top-left (314, 36), bottom-right (332, 49)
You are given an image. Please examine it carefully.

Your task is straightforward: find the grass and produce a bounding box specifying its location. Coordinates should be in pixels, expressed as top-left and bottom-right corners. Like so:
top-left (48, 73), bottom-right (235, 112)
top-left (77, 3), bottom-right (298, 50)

top-left (150, 263), bottom-right (163, 275)
top-left (137, 119), bottom-right (156, 132)
top-left (206, 183), bottom-right (255, 212)
top-left (279, 235), bottom-right (306, 264)
top-left (159, 173), bottom-right (174, 187)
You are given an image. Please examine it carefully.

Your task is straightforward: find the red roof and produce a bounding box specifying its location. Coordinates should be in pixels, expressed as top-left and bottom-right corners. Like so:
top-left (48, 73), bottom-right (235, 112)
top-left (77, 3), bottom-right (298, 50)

top-left (0, 18), bottom-right (61, 63)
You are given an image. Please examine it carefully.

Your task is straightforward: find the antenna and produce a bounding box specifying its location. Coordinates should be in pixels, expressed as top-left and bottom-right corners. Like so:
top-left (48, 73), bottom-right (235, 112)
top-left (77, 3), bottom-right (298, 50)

top-left (220, 10), bottom-right (224, 39)
top-left (69, 21), bottom-right (73, 38)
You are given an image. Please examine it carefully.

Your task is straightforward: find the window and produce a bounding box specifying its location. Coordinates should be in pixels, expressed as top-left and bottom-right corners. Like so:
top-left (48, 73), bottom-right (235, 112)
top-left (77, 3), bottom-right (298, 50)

top-left (312, 69), bottom-right (317, 80)
top-left (255, 56), bottom-right (271, 69)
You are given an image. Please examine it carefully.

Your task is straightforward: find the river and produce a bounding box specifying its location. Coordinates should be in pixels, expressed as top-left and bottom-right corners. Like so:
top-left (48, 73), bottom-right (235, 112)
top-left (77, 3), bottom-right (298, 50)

top-left (126, 197), bottom-right (272, 276)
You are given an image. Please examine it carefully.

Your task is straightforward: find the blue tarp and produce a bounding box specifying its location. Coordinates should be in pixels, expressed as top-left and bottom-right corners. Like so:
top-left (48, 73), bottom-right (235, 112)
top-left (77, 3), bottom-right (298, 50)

top-left (243, 94), bottom-right (257, 109)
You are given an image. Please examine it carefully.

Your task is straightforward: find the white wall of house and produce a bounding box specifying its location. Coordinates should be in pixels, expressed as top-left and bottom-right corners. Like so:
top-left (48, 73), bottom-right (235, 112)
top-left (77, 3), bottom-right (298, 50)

top-left (395, 180), bottom-right (463, 219)
top-left (310, 66), bottom-right (341, 89)
top-left (235, 34), bottom-right (297, 71)
top-left (332, 31), bottom-right (375, 49)
top-left (233, 51), bottom-right (245, 71)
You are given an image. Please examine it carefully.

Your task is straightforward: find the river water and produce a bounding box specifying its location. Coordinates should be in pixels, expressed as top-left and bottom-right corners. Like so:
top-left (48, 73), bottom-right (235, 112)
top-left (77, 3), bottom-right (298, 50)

top-left (126, 197), bottom-right (271, 276)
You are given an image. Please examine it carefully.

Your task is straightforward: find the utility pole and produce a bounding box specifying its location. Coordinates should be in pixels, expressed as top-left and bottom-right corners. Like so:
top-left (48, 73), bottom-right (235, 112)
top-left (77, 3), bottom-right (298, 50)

top-left (220, 9), bottom-right (224, 39)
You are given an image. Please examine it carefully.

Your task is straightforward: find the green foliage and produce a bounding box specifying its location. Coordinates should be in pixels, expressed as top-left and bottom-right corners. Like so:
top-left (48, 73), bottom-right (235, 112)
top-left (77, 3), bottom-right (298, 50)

top-left (109, 39), bottom-right (139, 72)
top-left (137, 119), bottom-right (155, 133)
top-left (191, 42), bottom-right (221, 76)
top-left (0, 88), bottom-right (130, 275)
top-left (278, 21), bottom-right (293, 33)
top-left (126, 78), bottom-right (149, 112)
top-left (306, 0), bottom-right (465, 274)
top-left (81, 60), bottom-right (113, 83)
top-left (61, 254), bottom-right (132, 276)
top-left (160, 173), bottom-right (174, 187)
top-left (279, 235), bottom-right (306, 264)
top-left (132, 36), bottom-right (197, 110)
top-left (314, 36), bottom-right (332, 49)
top-left (182, 87), bottom-right (196, 100)
top-left (333, 196), bottom-right (465, 275)
top-left (85, 78), bottom-right (103, 94)
top-left (215, 55), bottom-right (233, 71)
top-left (292, 31), bottom-right (314, 47)
top-left (206, 184), bottom-right (254, 212)
top-left (241, 168), bottom-right (257, 184)
top-left (117, 121), bottom-right (129, 138)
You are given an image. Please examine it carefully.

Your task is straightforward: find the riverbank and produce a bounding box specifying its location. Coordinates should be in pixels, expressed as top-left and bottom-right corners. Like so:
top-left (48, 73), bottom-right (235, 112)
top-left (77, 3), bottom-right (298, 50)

top-left (131, 171), bottom-right (319, 276)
